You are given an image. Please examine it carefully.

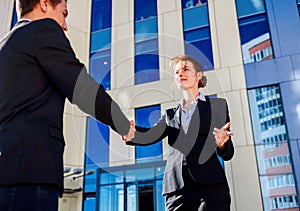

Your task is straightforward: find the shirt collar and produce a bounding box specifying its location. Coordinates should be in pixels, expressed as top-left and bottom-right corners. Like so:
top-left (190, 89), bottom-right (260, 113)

top-left (18, 18), bottom-right (32, 23)
top-left (178, 92), bottom-right (206, 108)
top-left (198, 93), bottom-right (206, 102)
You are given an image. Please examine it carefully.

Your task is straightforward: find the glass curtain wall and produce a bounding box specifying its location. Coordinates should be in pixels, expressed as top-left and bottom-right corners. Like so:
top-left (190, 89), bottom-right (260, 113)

top-left (90, 0), bottom-right (112, 90)
top-left (181, 0), bottom-right (213, 71)
top-left (84, 0), bottom-right (112, 209)
top-left (96, 161), bottom-right (166, 211)
top-left (135, 105), bottom-right (163, 163)
top-left (235, 0), bottom-right (274, 64)
top-left (248, 85), bottom-right (299, 211)
top-left (134, 0), bottom-right (160, 84)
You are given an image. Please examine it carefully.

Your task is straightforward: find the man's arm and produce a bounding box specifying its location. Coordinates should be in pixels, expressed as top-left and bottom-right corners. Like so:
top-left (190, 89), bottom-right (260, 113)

top-left (125, 116), bottom-right (168, 146)
top-left (34, 18), bottom-right (130, 135)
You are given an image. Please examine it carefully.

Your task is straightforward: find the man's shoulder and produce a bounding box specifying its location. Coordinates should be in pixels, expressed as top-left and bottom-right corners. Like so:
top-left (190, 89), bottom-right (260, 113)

top-left (26, 18), bottom-right (66, 42)
top-left (30, 18), bottom-right (61, 30)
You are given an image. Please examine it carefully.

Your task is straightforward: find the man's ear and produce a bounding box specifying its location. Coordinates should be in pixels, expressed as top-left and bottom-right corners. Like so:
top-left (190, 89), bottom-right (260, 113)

top-left (40, 0), bottom-right (48, 12)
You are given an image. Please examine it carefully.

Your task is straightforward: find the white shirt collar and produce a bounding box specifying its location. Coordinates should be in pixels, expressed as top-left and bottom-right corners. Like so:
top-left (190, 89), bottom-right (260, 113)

top-left (18, 18), bottom-right (32, 23)
top-left (178, 92), bottom-right (206, 108)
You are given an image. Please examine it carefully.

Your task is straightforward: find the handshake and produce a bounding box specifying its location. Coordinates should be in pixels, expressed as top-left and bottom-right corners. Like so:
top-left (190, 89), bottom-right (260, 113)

top-left (121, 120), bottom-right (136, 142)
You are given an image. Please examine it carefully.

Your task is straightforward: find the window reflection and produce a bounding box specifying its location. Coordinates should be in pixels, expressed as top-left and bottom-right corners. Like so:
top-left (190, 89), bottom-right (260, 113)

top-left (298, 0), bottom-right (300, 16)
top-left (83, 197), bottom-right (96, 211)
top-left (91, 0), bottom-right (112, 32)
top-left (97, 161), bottom-right (166, 211)
top-left (182, 1), bottom-right (214, 70)
top-left (84, 0), bottom-right (112, 199)
top-left (135, 105), bottom-right (162, 163)
top-left (90, 0), bottom-right (112, 89)
top-left (11, 2), bottom-right (17, 28)
top-left (135, 0), bottom-right (157, 21)
top-left (85, 118), bottom-right (109, 166)
top-left (248, 85), bottom-right (299, 211)
top-left (235, 0), bottom-right (274, 64)
top-left (90, 49), bottom-right (111, 90)
top-left (84, 117), bottom-right (110, 193)
top-left (182, 0), bottom-right (207, 9)
top-left (134, 0), bottom-right (159, 85)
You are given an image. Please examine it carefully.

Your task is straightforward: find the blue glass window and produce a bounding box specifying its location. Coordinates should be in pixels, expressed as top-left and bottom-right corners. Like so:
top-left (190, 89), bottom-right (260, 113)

top-left (135, 49), bottom-right (159, 85)
top-left (135, 105), bottom-right (162, 162)
top-left (235, 0), bottom-right (274, 64)
top-left (84, 0), bottom-right (112, 201)
top-left (248, 85), bottom-right (299, 211)
top-left (298, 0), bottom-right (300, 16)
top-left (83, 197), bottom-right (96, 211)
top-left (134, 0), bottom-right (160, 85)
top-left (135, 0), bottom-right (157, 21)
top-left (182, 1), bottom-right (213, 71)
top-left (96, 161), bottom-right (166, 211)
top-left (86, 118), bottom-right (110, 166)
top-left (91, 29), bottom-right (111, 52)
top-left (11, 3), bottom-right (17, 28)
top-left (182, 0), bottom-right (208, 9)
top-left (90, 0), bottom-right (112, 90)
top-left (84, 117), bottom-right (109, 193)
top-left (90, 49), bottom-right (111, 90)
top-left (91, 0), bottom-right (112, 32)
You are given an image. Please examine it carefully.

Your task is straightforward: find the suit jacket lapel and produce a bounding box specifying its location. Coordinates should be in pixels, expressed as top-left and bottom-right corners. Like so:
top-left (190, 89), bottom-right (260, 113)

top-left (197, 97), bottom-right (210, 113)
top-left (198, 98), bottom-right (227, 164)
top-left (169, 99), bottom-right (211, 156)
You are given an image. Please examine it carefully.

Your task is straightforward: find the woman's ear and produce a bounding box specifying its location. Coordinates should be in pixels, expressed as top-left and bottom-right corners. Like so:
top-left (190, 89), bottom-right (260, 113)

top-left (197, 72), bottom-right (202, 79)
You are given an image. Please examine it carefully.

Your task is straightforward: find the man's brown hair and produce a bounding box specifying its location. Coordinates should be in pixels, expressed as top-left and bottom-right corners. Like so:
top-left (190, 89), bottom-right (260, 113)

top-left (17, 0), bottom-right (63, 17)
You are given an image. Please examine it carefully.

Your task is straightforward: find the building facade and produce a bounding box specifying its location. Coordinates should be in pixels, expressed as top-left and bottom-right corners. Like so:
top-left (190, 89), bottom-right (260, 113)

top-left (1, 0), bottom-right (300, 210)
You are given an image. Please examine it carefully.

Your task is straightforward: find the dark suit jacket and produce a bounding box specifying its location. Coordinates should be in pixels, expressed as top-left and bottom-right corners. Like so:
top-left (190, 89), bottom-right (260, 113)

top-left (0, 18), bottom-right (129, 194)
top-left (127, 97), bottom-right (234, 195)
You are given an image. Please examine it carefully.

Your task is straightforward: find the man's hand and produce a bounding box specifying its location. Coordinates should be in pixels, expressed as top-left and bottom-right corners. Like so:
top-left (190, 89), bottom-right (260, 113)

top-left (213, 122), bottom-right (234, 150)
top-left (122, 120), bottom-right (136, 142)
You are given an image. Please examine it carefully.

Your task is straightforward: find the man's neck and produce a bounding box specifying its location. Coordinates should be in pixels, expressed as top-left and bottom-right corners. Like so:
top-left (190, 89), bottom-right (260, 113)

top-left (21, 9), bottom-right (45, 21)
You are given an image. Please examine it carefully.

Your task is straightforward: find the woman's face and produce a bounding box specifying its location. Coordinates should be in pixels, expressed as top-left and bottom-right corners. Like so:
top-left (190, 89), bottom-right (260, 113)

top-left (174, 60), bottom-right (201, 91)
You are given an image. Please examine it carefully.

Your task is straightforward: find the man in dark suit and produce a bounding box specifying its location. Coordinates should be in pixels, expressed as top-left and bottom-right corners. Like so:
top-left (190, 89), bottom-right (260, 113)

top-left (125, 56), bottom-right (234, 211)
top-left (0, 0), bottom-right (135, 210)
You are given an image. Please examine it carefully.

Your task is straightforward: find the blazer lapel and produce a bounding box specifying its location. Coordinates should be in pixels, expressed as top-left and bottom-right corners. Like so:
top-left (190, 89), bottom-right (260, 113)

top-left (169, 99), bottom-right (210, 156)
top-left (198, 98), bottom-right (227, 164)
top-left (197, 97), bottom-right (210, 113)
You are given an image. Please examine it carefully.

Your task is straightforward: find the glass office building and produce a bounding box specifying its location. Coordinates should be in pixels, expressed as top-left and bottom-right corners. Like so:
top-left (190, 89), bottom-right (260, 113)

top-left (2, 0), bottom-right (299, 210)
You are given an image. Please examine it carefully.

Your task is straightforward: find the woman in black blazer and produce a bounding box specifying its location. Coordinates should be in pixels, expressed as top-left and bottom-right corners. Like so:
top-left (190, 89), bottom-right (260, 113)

top-left (125, 55), bottom-right (234, 211)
